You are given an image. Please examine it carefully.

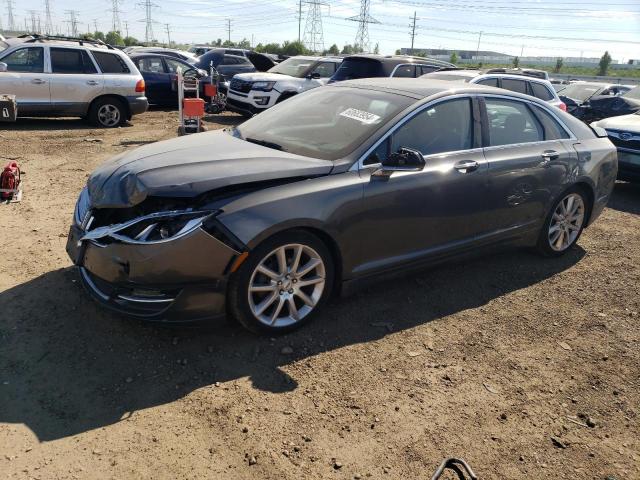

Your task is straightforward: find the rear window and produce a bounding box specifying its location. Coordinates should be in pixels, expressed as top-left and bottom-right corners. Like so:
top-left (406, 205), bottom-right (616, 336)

top-left (500, 78), bottom-right (527, 94)
top-left (51, 48), bottom-right (97, 74)
top-left (0, 40), bottom-right (8, 53)
top-left (392, 64), bottom-right (416, 78)
top-left (530, 82), bottom-right (554, 101)
top-left (92, 51), bottom-right (130, 74)
top-left (331, 58), bottom-right (385, 81)
top-left (476, 78), bottom-right (498, 87)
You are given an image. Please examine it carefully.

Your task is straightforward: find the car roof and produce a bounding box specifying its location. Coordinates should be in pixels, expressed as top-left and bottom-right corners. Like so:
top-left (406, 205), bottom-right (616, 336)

top-left (129, 52), bottom-right (188, 61)
top-left (344, 54), bottom-right (453, 67)
top-left (478, 73), bottom-right (552, 84)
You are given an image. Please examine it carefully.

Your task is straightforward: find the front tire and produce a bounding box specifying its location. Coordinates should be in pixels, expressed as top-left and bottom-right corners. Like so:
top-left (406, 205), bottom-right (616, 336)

top-left (89, 97), bottom-right (126, 128)
top-left (536, 187), bottom-right (589, 256)
top-left (228, 231), bottom-right (334, 334)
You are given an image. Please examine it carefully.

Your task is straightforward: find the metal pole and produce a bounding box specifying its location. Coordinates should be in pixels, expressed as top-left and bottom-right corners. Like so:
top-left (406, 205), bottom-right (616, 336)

top-left (410, 11), bottom-right (416, 54)
top-left (476, 31), bottom-right (482, 63)
top-left (298, 0), bottom-right (302, 42)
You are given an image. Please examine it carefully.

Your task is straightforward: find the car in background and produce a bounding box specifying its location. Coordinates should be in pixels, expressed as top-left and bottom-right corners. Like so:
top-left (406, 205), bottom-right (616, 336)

top-left (126, 47), bottom-right (196, 63)
top-left (329, 54), bottom-right (453, 82)
top-left (422, 69), bottom-right (566, 110)
top-left (194, 50), bottom-right (256, 81)
top-left (67, 78), bottom-right (616, 333)
top-left (575, 86), bottom-right (640, 123)
top-left (558, 82), bottom-right (633, 117)
top-left (0, 34), bottom-right (147, 127)
top-left (226, 56), bottom-right (342, 116)
top-left (188, 44), bottom-right (214, 56)
top-left (592, 112), bottom-right (640, 182)
top-left (485, 67), bottom-right (549, 80)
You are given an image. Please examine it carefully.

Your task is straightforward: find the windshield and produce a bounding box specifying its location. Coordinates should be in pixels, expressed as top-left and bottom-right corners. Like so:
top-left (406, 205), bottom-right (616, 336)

top-left (331, 58), bottom-right (384, 81)
top-left (267, 57), bottom-right (315, 77)
top-left (558, 84), bottom-right (603, 102)
top-left (0, 40), bottom-right (7, 53)
top-left (623, 86), bottom-right (640, 100)
top-left (234, 87), bottom-right (414, 160)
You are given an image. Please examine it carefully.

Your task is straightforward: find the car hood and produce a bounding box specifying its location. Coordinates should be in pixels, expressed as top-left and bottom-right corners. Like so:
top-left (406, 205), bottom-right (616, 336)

top-left (87, 130), bottom-right (333, 209)
top-left (593, 113), bottom-right (640, 132)
top-left (232, 72), bottom-right (294, 82)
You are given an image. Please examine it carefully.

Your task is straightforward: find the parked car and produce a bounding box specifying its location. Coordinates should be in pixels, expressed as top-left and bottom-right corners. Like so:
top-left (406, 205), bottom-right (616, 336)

top-left (0, 34), bottom-right (147, 127)
top-left (329, 54), bottom-right (453, 82)
top-left (592, 112), bottom-right (640, 182)
top-left (226, 55), bottom-right (342, 116)
top-left (194, 50), bottom-right (256, 81)
top-left (67, 78), bottom-right (616, 333)
top-left (126, 47), bottom-right (196, 63)
top-left (558, 82), bottom-right (633, 117)
top-left (188, 44), bottom-right (214, 56)
top-left (421, 70), bottom-right (566, 110)
top-left (485, 67), bottom-right (549, 80)
top-left (574, 86), bottom-right (640, 123)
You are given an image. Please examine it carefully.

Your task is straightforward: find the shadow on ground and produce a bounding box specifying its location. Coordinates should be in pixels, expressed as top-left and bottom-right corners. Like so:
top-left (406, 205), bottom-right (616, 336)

top-left (0, 245), bottom-right (585, 442)
top-left (0, 117), bottom-right (132, 131)
top-left (608, 181), bottom-right (640, 215)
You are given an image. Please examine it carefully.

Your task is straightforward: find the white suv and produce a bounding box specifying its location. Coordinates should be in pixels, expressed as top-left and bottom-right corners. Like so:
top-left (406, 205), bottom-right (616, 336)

top-left (423, 69), bottom-right (566, 111)
top-left (226, 56), bottom-right (342, 116)
top-left (0, 35), bottom-right (148, 127)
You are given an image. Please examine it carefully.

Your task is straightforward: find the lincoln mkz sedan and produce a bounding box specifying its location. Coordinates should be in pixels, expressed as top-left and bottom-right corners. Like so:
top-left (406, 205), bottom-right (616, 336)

top-left (67, 78), bottom-right (617, 333)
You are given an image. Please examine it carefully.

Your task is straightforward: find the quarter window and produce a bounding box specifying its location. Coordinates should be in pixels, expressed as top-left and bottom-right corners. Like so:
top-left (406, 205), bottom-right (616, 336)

top-left (1, 47), bottom-right (44, 73)
top-left (92, 51), bottom-right (130, 73)
top-left (530, 105), bottom-right (570, 140)
top-left (136, 57), bottom-right (164, 73)
top-left (391, 98), bottom-right (473, 156)
top-left (500, 78), bottom-right (527, 94)
top-left (485, 98), bottom-right (543, 146)
top-left (392, 65), bottom-right (416, 78)
top-left (530, 82), bottom-right (554, 101)
top-left (51, 48), bottom-right (97, 74)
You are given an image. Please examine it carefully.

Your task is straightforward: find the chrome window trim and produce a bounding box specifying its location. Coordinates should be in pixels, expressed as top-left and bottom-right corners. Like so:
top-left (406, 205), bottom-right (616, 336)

top-left (352, 93), bottom-right (479, 171)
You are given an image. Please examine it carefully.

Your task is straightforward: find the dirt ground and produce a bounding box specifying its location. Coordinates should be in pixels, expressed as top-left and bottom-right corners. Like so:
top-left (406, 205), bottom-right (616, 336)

top-left (0, 110), bottom-right (639, 480)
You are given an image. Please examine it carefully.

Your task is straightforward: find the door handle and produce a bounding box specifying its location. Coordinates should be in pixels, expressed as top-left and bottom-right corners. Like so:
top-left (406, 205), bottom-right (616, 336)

top-left (540, 150), bottom-right (559, 167)
top-left (86, 80), bottom-right (99, 86)
top-left (453, 159), bottom-right (479, 173)
top-left (31, 78), bottom-right (46, 84)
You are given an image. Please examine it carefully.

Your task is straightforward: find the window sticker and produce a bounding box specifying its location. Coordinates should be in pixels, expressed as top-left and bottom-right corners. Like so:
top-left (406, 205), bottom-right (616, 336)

top-left (339, 108), bottom-right (381, 124)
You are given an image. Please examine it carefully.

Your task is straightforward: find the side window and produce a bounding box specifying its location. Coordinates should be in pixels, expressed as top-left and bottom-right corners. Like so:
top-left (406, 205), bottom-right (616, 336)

top-left (136, 57), bottom-right (164, 73)
top-left (50, 48), bottom-right (97, 74)
top-left (311, 62), bottom-right (336, 77)
top-left (221, 56), bottom-right (239, 65)
top-left (530, 82), bottom-right (554, 101)
top-left (500, 78), bottom-right (527, 94)
top-left (530, 105), bottom-right (570, 140)
top-left (392, 64), bottom-right (416, 78)
top-left (419, 65), bottom-right (438, 76)
top-left (1, 47), bottom-right (44, 73)
top-left (391, 98), bottom-right (473, 156)
top-left (92, 52), bottom-right (130, 74)
top-left (476, 78), bottom-right (498, 87)
top-left (485, 98), bottom-right (544, 146)
top-left (164, 58), bottom-right (188, 73)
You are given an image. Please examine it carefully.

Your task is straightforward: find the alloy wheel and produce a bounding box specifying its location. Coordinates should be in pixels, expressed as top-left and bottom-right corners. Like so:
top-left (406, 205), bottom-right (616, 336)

top-left (97, 104), bottom-right (121, 127)
top-left (248, 243), bottom-right (326, 328)
top-left (548, 192), bottom-right (585, 252)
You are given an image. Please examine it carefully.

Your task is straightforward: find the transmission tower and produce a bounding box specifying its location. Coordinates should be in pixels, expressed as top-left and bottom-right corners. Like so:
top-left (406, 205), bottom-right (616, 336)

top-left (138, 0), bottom-right (157, 44)
top-left (110, 0), bottom-right (122, 33)
top-left (27, 10), bottom-right (38, 33)
top-left (6, 0), bottom-right (16, 32)
top-left (65, 10), bottom-right (79, 37)
top-left (44, 0), bottom-right (54, 34)
top-left (347, 0), bottom-right (379, 52)
top-left (123, 20), bottom-right (129, 37)
top-left (302, 0), bottom-right (327, 53)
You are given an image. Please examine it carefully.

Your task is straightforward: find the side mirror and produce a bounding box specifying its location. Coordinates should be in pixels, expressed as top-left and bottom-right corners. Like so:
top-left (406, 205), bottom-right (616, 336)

top-left (0, 62), bottom-right (7, 73)
top-left (379, 148), bottom-right (426, 173)
top-left (306, 72), bottom-right (321, 80)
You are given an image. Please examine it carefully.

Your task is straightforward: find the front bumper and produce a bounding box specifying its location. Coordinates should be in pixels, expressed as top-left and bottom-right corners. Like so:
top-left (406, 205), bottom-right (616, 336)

top-left (66, 222), bottom-right (238, 323)
top-left (225, 96), bottom-right (268, 116)
top-left (126, 96), bottom-right (149, 117)
top-left (617, 149), bottom-right (640, 183)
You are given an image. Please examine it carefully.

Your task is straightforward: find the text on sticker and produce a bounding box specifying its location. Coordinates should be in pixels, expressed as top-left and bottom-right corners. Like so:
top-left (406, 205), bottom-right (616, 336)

top-left (339, 108), bottom-right (381, 124)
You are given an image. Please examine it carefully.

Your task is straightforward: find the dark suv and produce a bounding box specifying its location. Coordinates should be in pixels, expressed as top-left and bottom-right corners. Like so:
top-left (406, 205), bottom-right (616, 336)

top-left (329, 54), bottom-right (453, 83)
top-left (194, 49), bottom-right (256, 80)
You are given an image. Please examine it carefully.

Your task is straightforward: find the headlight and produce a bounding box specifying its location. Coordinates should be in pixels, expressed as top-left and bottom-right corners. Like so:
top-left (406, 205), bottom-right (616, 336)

top-left (251, 81), bottom-right (276, 92)
top-left (80, 210), bottom-right (216, 245)
top-left (74, 187), bottom-right (91, 226)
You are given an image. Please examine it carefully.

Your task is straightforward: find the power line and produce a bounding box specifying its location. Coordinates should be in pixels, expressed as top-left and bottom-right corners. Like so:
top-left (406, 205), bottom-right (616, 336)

top-left (347, 0), bottom-right (379, 52)
top-left (303, 0), bottom-right (327, 53)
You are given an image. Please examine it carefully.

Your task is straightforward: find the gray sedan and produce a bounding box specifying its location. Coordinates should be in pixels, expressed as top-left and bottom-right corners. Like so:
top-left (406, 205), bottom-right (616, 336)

top-left (66, 78), bottom-right (618, 333)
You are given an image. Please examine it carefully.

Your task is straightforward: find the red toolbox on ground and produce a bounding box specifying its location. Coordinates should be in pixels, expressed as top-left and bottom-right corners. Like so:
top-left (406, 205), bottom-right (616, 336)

top-left (182, 98), bottom-right (205, 117)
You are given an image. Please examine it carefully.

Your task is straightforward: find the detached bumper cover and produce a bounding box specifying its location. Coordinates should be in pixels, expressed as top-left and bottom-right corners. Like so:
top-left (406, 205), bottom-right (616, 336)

top-left (66, 224), bottom-right (237, 322)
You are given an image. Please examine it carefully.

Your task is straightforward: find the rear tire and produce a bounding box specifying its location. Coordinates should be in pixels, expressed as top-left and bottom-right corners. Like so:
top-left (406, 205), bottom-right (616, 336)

top-left (536, 187), bottom-right (589, 257)
top-left (228, 230), bottom-right (334, 335)
top-left (89, 97), bottom-right (126, 128)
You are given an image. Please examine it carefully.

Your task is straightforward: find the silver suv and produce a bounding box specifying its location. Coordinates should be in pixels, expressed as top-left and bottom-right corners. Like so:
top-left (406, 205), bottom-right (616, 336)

top-left (0, 35), bottom-right (148, 127)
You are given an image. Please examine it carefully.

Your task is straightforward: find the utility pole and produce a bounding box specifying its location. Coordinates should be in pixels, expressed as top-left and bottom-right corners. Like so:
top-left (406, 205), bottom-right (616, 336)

top-left (65, 10), bottom-right (79, 37)
top-left (409, 11), bottom-right (416, 55)
top-left (93, 19), bottom-right (98, 32)
top-left (6, 0), bottom-right (16, 32)
top-left (303, 0), bottom-right (327, 53)
top-left (110, 0), bottom-right (122, 33)
top-left (298, 0), bottom-right (302, 42)
top-left (44, 0), bottom-right (53, 35)
top-left (226, 18), bottom-right (231, 43)
top-left (347, 0), bottom-right (379, 52)
top-left (476, 31), bottom-right (483, 62)
top-left (164, 23), bottom-right (171, 47)
top-left (520, 44), bottom-right (524, 57)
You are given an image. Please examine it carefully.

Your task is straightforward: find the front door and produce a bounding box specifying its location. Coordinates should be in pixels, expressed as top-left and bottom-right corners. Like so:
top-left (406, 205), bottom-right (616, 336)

top-left (357, 96), bottom-right (489, 276)
top-left (134, 56), bottom-right (168, 105)
top-left (0, 46), bottom-right (50, 114)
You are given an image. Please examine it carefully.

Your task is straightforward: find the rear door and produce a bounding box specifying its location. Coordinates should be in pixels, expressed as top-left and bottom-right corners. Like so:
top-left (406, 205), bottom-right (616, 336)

top-left (0, 46), bottom-right (50, 113)
top-left (480, 96), bottom-right (574, 235)
top-left (49, 47), bottom-right (103, 115)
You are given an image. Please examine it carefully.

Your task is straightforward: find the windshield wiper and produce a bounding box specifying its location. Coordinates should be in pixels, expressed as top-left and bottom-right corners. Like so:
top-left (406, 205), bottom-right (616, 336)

top-left (245, 137), bottom-right (285, 151)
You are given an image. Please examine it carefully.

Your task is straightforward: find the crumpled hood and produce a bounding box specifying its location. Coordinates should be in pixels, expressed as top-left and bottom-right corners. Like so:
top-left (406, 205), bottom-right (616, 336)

top-left (87, 130), bottom-right (333, 208)
top-left (232, 72), bottom-right (293, 82)
top-left (593, 113), bottom-right (640, 132)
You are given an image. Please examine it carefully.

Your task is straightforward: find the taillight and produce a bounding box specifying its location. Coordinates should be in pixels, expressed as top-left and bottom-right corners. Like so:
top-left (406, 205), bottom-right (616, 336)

top-left (135, 79), bottom-right (145, 93)
top-left (559, 102), bottom-right (567, 112)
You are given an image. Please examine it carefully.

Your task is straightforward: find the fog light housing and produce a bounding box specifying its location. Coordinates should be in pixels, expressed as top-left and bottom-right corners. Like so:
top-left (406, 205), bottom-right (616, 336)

top-left (255, 96), bottom-right (269, 105)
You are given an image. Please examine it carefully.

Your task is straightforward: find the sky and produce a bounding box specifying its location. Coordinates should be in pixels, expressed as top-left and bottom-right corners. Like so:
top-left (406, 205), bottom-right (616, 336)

top-left (4, 0), bottom-right (640, 62)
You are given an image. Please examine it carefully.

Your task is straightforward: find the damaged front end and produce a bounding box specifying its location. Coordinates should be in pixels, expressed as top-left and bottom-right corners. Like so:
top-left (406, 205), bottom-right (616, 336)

top-left (66, 188), bottom-right (246, 322)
